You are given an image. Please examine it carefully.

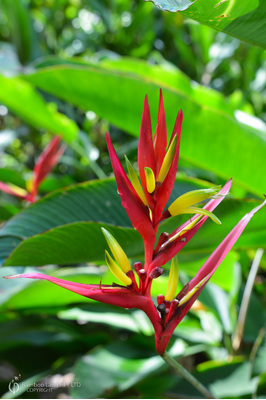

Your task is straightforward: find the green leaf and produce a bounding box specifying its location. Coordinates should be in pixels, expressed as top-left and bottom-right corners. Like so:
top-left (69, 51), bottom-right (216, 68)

top-left (252, 333), bottom-right (266, 377)
top-left (58, 305), bottom-right (154, 335)
top-left (175, 317), bottom-right (221, 345)
top-left (0, 236), bottom-right (22, 265)
top-left (174, 359), bottom-right (259, 398)
top-left (71, 340), bottom-right (187, 398)
top-left (0, 73), bottom-right (78, 142)
top-left (149, 0), bottom-right (265, 49)
top-left (24, 61), bottom-right (266, 196)
top-left (3, 223), bottom-right (143, 266)
top-left (0, 0), bottom-right (38, 64)
top-left (198, 282), bottom-right (234, 333)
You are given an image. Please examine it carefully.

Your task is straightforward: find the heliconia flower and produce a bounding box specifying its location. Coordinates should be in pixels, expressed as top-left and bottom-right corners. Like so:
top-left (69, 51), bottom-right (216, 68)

top-left (4, 91), bottom-right (266, 355)
top-left (0, 135), bottom-right (65, 203)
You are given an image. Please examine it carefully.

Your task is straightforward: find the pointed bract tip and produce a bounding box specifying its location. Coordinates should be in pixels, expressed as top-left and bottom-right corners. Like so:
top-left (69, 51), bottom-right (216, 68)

top-left (242, 198), bottom-right (266, 222)
top-left (102, 230), bottom-right (132, 274)
top-left (3, 274), bottom-right (22, 279)
top-left (105, 250), bottom-right (132, 286)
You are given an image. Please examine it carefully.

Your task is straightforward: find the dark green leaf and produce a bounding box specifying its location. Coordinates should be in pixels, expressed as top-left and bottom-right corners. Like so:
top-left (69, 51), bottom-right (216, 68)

top-left (252, 333), bottom-right (266, 376)
top-left (149, 0), bottom-right (266, 49)
top-left (173, 359), bottom-right (259, 398)
top-left (3, 223), bottom-right (142, 266)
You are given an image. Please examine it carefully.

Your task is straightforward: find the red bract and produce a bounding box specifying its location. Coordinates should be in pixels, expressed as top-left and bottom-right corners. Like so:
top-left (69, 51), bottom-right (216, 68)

top-left (5, 92), bottom-right (266, 354)
top-left (0, 135), bottom-right (65, 203)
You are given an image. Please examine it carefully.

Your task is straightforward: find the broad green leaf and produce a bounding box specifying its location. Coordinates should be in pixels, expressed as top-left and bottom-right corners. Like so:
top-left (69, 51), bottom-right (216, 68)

top-left (149, 0), bottom-right (265, 49)
top-left (58, 305), bottom-right (154, 335)
top-left (0, 73), bottom-right (78, 142)
top-left (174, 359), bottom-right (259, 398)
top-left (3, 223), bottom-right (143, 266)
top-left (24, 62), bottom-right (266, 196)
top-left (100, 57), bottom-right (237, 116)
top-left (0, 236), bottom-right (22, 265)
top-left (71, 340), bottom-right (188, 398)
top-left (198, 282), bottom-right (234, 333)
top-left (174, 317), bottom-right (221, 345)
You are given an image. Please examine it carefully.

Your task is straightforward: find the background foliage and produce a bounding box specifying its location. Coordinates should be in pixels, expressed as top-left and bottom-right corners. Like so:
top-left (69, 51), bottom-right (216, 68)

top-left (0, 0), bottom-right (266, 398)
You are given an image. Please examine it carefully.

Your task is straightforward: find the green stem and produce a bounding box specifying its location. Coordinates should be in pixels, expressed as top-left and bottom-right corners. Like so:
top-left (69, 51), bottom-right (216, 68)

top-left (161, 351), bottom-right (216, 399)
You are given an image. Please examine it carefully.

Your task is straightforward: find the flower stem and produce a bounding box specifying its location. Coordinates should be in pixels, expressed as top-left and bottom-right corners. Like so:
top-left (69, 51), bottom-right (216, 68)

top-left (161, 351), bottom-right (216, 399)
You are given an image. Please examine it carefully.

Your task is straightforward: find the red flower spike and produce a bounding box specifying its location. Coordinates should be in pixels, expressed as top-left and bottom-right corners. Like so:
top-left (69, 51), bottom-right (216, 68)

top-left (154, 89), bottom-right (167, 176)
top-left (106, 132), bottom-right (155, 241)
top-left (0, 135), bottom-right (65, 203)
top-left (31, 135), bottom-right (66, 201)
top-left (138, 96), bottom-right (156, 203)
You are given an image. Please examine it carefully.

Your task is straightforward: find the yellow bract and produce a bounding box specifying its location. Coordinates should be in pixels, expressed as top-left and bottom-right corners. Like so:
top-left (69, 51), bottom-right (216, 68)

top-left (26, 179), bottom-right (33, 193)
top-left (105, 250), bottom-right (132, 286)
top-left (125, 156), bottom-right (147, 205)
top-left (9, 183), bottom-right (28, 197)
top-left (165, 256), bottom-right (179, 301)
top-left (168, 187), bottom-right (220, 216)
top-left (101, 228), bottom-right (132, 273)
top-left (144, 167), bottom-right (156, 194)
top-left (157, 134), bottom-right (177, 183)
top-left (174, 207), bottom-right (221, 225)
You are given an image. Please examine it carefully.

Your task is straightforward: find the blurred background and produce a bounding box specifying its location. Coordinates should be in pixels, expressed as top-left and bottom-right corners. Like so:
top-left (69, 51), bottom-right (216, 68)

top-left (0, 0), bottom-right (266, 398)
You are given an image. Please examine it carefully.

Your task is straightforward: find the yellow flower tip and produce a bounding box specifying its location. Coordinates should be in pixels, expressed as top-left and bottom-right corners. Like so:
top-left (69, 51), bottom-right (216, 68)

top-left (186, 207), bottom-right (221, 225)
top-left (168, 187), bottom-right (221, 216)
top-left (26, 179), bottom-right (33, 193)
top-left (144, 167), bottom-right (156, 194)
top-left (125, 156), bottom-right (147, 205)
top-left (178, 274), bottom-right (210, 307)
top-left (167, 205), bottom-right (221, 225)
top-left (165, 256), bottom-right (179, 301)
top-left (157, 134), bottom-right (178, 184)
top-left (105, 250), bottom-right (132, 286)
top-left (9, 183), bottom-right (28, 197)
top-left (101, 228), bottom-right (132, 273)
